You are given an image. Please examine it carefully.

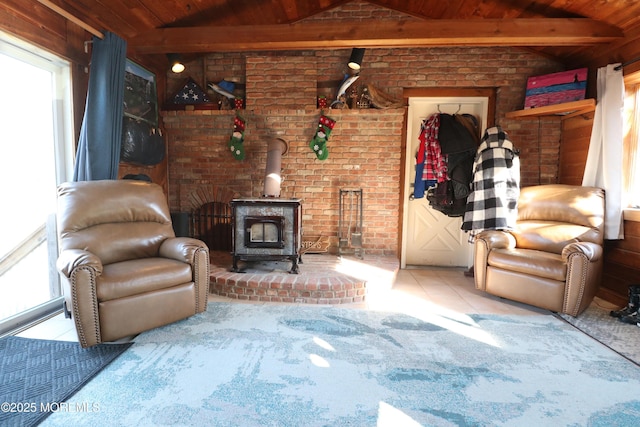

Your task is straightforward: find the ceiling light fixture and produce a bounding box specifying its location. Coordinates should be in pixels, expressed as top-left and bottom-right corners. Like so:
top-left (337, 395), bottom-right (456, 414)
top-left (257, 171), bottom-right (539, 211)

top-left (347, 48), bottom-right (365, 71)
top-left (168, 53), bottom-right (185, 73)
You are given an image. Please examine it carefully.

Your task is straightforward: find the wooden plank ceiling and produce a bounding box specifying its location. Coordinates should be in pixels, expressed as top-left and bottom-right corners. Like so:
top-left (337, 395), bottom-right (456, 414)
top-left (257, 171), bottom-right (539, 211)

top-left (38, 0), bottom-right (640, 65)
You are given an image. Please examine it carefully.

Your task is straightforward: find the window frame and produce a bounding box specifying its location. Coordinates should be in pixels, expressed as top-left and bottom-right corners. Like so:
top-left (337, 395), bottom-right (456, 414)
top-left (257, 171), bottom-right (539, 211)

top-left (0, 30), bottom-right (75, 336)
top-left (623, 71), bottom-right (640, 221)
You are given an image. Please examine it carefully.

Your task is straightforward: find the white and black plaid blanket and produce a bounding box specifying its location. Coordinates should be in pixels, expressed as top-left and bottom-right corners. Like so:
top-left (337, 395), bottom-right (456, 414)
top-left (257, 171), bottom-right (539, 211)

top-left (462, 126), bottom-right (520, 241)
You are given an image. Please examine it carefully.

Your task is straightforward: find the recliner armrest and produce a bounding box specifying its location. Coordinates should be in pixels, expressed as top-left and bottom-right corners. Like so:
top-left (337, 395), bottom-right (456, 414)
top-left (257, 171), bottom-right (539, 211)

top-left (561, 241), bottom-right (603, 262)
top-left (159, 237), bottom-right (209, 264)
top-left (473, 230), bottom-right (516, 292)
top-left (562, 241), bottom-right (603, 316)
top-left (56, 249), bottom-right (103, 277)
top-left (475, 230), bottom-right (516, 250)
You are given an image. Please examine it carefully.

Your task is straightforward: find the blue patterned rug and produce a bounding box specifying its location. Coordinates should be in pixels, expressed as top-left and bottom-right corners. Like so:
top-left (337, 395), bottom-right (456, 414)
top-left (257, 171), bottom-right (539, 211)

top-left (42, 303), bottom-right (640, 426)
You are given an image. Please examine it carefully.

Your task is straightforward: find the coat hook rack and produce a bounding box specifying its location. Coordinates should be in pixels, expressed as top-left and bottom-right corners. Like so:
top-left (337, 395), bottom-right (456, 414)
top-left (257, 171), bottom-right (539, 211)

top-left (437, 104), bottom-right (461, 114)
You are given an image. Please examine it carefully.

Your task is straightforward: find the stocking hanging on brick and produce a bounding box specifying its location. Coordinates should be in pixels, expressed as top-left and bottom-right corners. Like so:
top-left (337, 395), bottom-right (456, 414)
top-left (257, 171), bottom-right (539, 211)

top-left (228, 114), bottom-right (246, 160)
top-left (309, 114), bottom-right (335, 160)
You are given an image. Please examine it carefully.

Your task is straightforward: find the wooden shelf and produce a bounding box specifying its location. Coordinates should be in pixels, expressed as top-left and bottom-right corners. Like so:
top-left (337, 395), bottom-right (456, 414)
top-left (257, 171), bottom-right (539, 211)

top-left (505, 99), bottom-right (595, 119)
top-left (162, 103), bottom-right (220, 111)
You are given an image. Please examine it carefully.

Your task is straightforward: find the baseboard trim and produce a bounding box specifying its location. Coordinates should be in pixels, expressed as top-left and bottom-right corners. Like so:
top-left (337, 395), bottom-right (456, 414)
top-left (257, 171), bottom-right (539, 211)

top-left (597, 287), bottom-right (627, 308)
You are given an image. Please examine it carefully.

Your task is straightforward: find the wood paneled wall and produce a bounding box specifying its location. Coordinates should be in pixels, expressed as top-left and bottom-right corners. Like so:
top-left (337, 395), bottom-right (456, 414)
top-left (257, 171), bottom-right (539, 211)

top-left (558, 113), bottom-right (640, 306)
top-left (558, 112), bottom-right (594, 186)
top-left (603, 221), bottom-right (640, 306)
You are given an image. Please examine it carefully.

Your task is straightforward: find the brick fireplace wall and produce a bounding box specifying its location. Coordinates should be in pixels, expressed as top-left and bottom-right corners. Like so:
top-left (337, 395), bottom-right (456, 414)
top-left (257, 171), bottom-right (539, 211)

top-left (164, 106), bottom-right (405, 255)
top-left (164, 1), bottom-right (565, 256)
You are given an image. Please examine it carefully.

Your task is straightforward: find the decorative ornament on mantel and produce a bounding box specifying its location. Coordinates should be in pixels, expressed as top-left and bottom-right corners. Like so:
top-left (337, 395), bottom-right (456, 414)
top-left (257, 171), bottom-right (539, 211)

top-left (165, 78), bottom-right (217, 110)
top-left (172, 78), bottom-right (211, 105)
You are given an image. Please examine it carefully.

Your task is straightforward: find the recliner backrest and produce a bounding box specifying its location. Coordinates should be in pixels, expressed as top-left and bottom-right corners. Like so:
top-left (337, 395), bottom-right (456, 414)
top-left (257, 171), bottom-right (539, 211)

top-left (513, 184), bottom-right (605, 254)
top-left (57, 180), bottom-right (175, 265)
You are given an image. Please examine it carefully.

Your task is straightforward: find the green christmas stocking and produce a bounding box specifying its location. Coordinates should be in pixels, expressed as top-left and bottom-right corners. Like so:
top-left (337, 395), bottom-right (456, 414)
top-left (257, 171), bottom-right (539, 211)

top-left (309, 114), bottom-right (336, 160)
top-left (228, 114), bottom-right (246, 160)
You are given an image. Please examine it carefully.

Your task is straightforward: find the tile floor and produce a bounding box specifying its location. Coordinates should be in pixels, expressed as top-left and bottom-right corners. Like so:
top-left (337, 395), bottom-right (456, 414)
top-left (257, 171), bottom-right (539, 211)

top-left (17, 261), bottom-right (550, 344)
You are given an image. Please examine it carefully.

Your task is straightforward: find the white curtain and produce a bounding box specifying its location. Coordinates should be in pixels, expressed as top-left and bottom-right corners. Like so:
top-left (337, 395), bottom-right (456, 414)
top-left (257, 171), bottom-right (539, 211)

top-left (583, 63), bottom-right (625, 240)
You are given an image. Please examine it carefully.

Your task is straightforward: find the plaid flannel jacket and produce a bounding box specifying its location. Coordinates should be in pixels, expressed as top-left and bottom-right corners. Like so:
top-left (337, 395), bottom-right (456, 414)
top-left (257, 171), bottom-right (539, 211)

top-left (462, 126), bottom-right (520, 241)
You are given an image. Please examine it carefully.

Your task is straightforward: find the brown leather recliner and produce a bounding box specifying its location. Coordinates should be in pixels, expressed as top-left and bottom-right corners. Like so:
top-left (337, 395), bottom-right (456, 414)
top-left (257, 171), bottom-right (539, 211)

top-left (473, 184), bottom-right (605, 316)
top-left (56, 180), bottom-right (209, 347)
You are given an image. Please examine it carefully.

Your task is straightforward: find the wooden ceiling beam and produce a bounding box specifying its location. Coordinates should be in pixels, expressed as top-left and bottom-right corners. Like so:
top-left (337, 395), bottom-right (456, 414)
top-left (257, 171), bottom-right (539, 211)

top-left (129, 18), bottom-right (623, 54)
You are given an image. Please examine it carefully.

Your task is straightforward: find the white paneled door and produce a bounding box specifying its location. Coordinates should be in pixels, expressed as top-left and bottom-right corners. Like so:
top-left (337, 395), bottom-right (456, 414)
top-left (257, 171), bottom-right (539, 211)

top-left (401, 97), bottom-right (489, 268)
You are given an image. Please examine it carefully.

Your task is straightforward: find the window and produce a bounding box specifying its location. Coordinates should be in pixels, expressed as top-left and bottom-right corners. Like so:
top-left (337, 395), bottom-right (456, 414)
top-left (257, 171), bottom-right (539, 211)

top-left (624, 72), bottom-right (640, 210)
top-left (0, 31), bottom-right (74, 335)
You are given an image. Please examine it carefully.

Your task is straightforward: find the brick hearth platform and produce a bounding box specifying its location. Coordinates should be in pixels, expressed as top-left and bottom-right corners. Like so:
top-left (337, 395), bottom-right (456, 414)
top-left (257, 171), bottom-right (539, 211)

top-left (209, 251), bottom-right (399, 304)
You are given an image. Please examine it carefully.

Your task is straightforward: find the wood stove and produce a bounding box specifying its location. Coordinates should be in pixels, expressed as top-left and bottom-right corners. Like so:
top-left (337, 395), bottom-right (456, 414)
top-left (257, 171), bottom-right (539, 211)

top-left (231, 198), bottom-right (302, 274)
top-left (230, 137), bottom-right (301, 273)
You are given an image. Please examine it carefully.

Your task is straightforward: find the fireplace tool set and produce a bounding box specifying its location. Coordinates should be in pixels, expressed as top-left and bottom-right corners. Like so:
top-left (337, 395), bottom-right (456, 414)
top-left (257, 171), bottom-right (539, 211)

top-left (338, 189), bottom-right (364, 259)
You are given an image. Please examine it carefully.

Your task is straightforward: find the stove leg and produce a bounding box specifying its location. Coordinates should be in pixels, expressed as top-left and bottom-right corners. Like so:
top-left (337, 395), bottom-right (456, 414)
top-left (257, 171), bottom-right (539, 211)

top-left (232, 256), bottom-right (239, 272)
top-left (289, 256), bottom-right (299, 274)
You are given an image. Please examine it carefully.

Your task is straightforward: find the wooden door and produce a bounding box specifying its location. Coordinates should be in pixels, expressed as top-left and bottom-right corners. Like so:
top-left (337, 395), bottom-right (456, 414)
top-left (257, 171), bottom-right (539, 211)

top-left (401, 96), bottom-right (489, 267)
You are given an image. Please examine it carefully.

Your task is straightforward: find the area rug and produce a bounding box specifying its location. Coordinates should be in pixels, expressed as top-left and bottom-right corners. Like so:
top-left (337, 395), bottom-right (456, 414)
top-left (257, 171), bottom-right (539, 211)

top-left (0, 336), bottom-right (132, 427)
top-left (42, 303), bottom-right (640, 427)
top-left (558, 297), bottom-right (640, 366)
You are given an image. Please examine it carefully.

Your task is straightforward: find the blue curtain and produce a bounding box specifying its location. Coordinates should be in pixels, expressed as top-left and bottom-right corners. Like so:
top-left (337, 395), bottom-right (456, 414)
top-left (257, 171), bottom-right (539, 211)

top-left (73, 31), bottom-right (127, 181)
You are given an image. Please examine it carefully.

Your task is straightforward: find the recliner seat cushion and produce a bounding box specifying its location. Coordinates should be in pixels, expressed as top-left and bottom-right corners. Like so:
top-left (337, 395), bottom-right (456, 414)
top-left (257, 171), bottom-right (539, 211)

top-left (488, 248), bottom-right (567, 281)
top-left (97, 258), bottom-right (193, 302)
